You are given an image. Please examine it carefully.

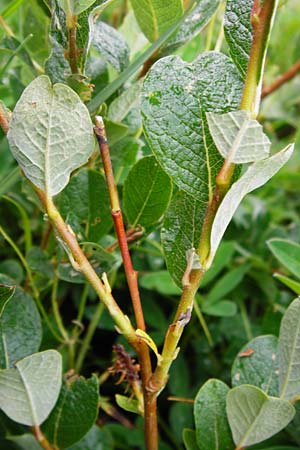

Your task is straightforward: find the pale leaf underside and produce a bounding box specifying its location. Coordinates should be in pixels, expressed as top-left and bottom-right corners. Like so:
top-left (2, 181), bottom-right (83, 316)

top-left (7, 75), bottom-right (94, 197)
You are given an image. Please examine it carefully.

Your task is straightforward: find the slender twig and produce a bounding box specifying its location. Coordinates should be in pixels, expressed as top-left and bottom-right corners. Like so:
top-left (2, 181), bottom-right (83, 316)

top-left (51, 275), bottom-right (69, 342)
top-left (33, 425), bottom-right (55, 450)
top-left (94, 116), bottom-right (157, 450)
top-left (36, 190), bottom-right (138, 348)
top-left (262, 61), bottom-right (300, 98)
top-left (75, 301), bottom-right (104, 372)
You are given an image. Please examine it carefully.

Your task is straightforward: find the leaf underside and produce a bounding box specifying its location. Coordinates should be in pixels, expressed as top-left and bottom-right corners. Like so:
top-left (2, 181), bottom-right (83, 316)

top-left (7, 75), bottom-right (94, 197)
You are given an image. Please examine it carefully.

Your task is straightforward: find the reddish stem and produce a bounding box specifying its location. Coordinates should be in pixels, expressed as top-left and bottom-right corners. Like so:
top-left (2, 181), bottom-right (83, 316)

top-left (262, 61), bottom-right (300, 98)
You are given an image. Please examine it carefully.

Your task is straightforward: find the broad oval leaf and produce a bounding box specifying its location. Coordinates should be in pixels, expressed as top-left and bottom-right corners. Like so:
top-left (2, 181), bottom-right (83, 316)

top-left (0, 284), bottom-right (15, 318)
top-left (161, 190), bottom-right (205, 287)
top-left (208, 144), bottom-right (294, 266)
top-left (42, 375), bottom-right (99, 449)
top-left (224, 0), bottom-right (253, 76)
top-left (194, 379), bottom-right (234, 450)
top-left (7, 75), bottom-right (94, 197)
top-left (206, 110), bottom-right (270, 163)
top-left (232, 335), bottom-right (279, 396)
top-left (142, 52), bottom-right (243, 199)
top-left (130, 0), bottom-right (183, 42)
top-left (278, 298), bottom-right (300, 400)
top-left (0, 350), bottom-right (62, 426)
top-left (267, 238), bottom-right (300, 280)
top-left (123, 156), bottom-right (172, 229)
top-left (227, 384), bottom-right (295, 447)
top-left (0, 277), bottom-right (42, 369)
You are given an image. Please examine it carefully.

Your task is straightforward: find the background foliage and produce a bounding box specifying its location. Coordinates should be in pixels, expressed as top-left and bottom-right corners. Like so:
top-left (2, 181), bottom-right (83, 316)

top-left (0, 0), bottom-right (300, 448)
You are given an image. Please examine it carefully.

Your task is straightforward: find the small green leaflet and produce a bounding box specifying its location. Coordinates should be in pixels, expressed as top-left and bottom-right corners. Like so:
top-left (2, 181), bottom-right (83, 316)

top-left (0, 350), bottom-right (62, 426)
top-left (123, 156), bottom-right (172, 229)
top-left (206, 110), bottom-right (270, 163)
top-left (208, 145), bottom-right (294, 267)
top-left (130, 0), bottom-right (183, 42)
top-left (267, 238), bottom-right (300, 280)
top-left (7, 76), bottom-right (94, 198)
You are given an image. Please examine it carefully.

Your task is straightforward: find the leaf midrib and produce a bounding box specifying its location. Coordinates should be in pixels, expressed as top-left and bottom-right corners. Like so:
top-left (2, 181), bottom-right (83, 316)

top-left (45, 85), bottom-right (55, 198)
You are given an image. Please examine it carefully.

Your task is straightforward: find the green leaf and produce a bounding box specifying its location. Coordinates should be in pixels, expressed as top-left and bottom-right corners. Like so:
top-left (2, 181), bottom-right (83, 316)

top-left (91, 20), bottom-right (130, 72)
top-left (59, 168), bottom-right (113, 242)
top-left (7, 75), bottom-right (94, 198)
top-left (140, 271), bottom-right (181, 295)
top-left (231, 335), bottom-right (279, 396)
top-left (0, 350), bottom-right (62, 426)
top-left (27, 247), bottom-right (54, 280)
top-left (42, 375), bottom-right (99, 449)
top-left (205, 263), bottom-right (249, 304)
top-left (163, 0), bottom-right (220, 53)
top-left (8, 434), bottom-right (43, 450)
top-left (108, 81), bottom-right (143, 123)
top-left (161, 190), bottom-right (205, 287)
top-left (194, 379), bottom-right (234, 450)
top-left (183, 429), bottom-right (199, 450)
top-left (278, 298), bottom-right (300, 400)
top-left (123, 156), bottom-right (172, 229)
top-left (0, 285), bottom-right (15, 318)
top-left (224, 0), bottom-right (253, 76)
top-left (201, 241), bottom-right (236, 287)
top-left (208, 145), bottom-right (294, 266)
top-left (273, 273), bottom-right (300, 294)
top-left (68, 425), bottom-right (114, 450)
top-left (115, 394), bottom-right (140, 415)
top-left (0, 278), bottom-right (42, 369)
top-left (227, 385), bottom-right (295, 447)
top-left (206, 110), bottom-right (270, 163)
top-left (59, 0), bottom-right (97, 16)
top-left (267, 238), bottom-right (300, 280)
top-left (130, 0), bottom-right (183, 42)
top-left (142, 52), bottom-right (243, 199)
top-left (202, 300), bottom-right (237, 317)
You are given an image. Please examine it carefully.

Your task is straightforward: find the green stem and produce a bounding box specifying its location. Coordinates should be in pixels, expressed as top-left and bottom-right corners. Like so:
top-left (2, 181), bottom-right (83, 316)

top-left (75, 301), bottom-right (104, 373)
top-left (240, 0), bottom-right (279, 116)
top-left (193, 300), bottom-right (214, 347)
top-left (2, 194), bottom-right (32, 255)
top-left (0, 224), bottom-right (63, 342)
top-left (51, 275), bottom-right (69, 342)
top-left (0, 33), bottom-right (33, 78)
top-left (240, 301), bottom-right (253, 341)
top-left (0, 166), bottom-right (20, 196)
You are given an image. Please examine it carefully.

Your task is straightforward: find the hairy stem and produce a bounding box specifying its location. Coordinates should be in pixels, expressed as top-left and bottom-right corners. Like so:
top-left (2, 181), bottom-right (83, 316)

top-left (36, 190), bottom-right (138, 348)
top-left (94, 116), bottom-right (157, 450)
top-left (33, 425), bottom-right (55, 450)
